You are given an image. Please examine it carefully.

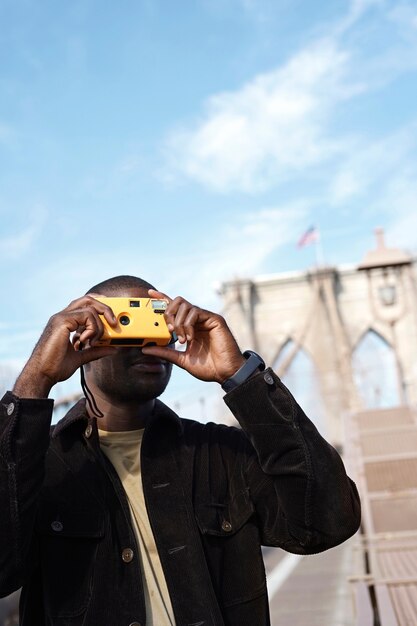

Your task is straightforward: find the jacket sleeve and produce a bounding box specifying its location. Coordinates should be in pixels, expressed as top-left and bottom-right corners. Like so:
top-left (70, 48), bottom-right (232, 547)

top-left (0, 391), bottom-right (54, 596)
top-left (223, 368), bottom-right (361, 555)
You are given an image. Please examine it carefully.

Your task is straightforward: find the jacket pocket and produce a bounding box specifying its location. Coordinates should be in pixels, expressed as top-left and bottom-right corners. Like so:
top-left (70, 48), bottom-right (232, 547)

top-left (195, 490), bottom-right (267, 607)
top-left (37, 507), bottom-right (105, 618)
top-left (195, 488), bottom-right (254, 537)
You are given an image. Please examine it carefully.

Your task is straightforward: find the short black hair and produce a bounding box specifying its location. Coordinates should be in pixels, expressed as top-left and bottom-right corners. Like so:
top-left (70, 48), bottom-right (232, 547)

top-left (86, 275), bottom-right (156, 295)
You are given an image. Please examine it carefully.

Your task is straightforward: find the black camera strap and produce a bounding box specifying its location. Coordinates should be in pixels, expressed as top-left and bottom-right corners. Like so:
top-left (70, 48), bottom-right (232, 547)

top-left (80, 364), bottom-right (104, 419)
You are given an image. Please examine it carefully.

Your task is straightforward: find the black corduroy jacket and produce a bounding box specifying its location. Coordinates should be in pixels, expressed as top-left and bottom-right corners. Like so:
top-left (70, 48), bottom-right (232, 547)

top-left (0, 368), bottom-right (360, 625)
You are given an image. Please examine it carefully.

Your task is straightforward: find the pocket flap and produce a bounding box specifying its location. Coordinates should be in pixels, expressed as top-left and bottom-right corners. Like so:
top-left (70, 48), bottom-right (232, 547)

top-left (195, 489), bottom-right (254, 537)
top-left (37, 507), bottom-right (105, 538)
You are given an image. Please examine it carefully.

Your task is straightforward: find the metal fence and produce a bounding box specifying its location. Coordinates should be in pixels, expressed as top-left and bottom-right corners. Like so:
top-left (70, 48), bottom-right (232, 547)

top-left (345, 405), bottom-right (417, 624)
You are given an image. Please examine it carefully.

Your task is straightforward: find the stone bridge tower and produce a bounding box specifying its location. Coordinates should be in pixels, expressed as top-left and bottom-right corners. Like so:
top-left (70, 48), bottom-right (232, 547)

top-left (218, 230), bottom-right (417, 446)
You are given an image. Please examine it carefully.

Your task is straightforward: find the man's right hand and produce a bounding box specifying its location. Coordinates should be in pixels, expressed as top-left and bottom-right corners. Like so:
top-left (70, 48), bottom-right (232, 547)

top-left (13, 296), bottom-right (117, 399)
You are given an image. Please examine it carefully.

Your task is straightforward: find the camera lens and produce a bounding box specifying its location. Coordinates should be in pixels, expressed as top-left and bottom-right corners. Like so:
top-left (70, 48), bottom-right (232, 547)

top-left (119, 315), bottom-right (130, 326)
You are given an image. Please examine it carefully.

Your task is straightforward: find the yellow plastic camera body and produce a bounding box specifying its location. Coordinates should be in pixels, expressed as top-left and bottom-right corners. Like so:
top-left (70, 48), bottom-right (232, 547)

top-left (94, 297), bottom-right (173, 347)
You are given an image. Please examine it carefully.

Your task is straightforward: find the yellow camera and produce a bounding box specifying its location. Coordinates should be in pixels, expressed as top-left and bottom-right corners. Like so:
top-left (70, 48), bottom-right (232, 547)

top-left (94, 297), bottom-right (173, 347)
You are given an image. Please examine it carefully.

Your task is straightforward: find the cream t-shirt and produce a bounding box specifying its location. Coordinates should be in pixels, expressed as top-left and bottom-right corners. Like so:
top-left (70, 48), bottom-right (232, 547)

top-left (99, 428), bottom-right (175, 626)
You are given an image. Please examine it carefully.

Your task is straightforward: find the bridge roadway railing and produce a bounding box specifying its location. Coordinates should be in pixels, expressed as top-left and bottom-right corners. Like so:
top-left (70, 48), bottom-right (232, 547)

top-left (344, 405), bottom-right (417, 625)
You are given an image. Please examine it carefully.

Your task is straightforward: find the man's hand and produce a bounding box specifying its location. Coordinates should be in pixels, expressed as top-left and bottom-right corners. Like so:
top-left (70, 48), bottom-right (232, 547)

top-left (142, 290), bottom-right (245, 384)
top-left (13, 296), bottom-right (117, 398)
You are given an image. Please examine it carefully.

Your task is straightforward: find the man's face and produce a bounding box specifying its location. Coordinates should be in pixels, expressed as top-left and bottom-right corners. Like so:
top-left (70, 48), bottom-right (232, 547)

top-left (85, 287), bottom-right (173, 403)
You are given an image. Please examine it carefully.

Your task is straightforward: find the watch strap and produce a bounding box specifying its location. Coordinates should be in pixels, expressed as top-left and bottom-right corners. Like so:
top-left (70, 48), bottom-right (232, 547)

top-left (221, 350), bottom-right (265, 393)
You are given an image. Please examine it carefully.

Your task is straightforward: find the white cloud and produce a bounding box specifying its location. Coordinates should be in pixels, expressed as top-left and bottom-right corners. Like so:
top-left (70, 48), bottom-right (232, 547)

top-left (163, 0), bottom-right (417, 195)
top-left (165, 37), bottom-right (351, 193)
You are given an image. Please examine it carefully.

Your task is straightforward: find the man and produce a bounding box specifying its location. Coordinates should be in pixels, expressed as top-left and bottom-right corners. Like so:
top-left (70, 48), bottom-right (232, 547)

top-left (0, 275), bottom-right (360, 626)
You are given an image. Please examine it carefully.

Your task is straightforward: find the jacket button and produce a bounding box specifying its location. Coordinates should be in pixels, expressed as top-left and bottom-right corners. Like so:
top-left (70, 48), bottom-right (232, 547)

top-left (122, 548), bottom-right (134, 563)
top-left (6, 402), bottom-right (15, 416)
top-left (129, 623), bottom-right (142, 626)
top-left (264, 372), bottom-right (274, 385)
top-left (221, 520), bottom-right (233, 532)
top-left (51, 521), bottom-right (63, 532)
top-left (84, 424), bottom-right (93, 438)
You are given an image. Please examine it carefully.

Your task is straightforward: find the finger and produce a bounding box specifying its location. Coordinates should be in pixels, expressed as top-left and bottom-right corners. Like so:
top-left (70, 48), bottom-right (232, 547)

top-left (148, 288), bottom-right (172, 302)
top-left (172, 301), bottom-right (200, 344)
top-left (87, 294), bottom-right (119, 326)
top-left (72, 331), bottom-right (82, 350)
top-left (142, 344), bottom-right (185, 368)
top-left (171, 300), bottom-right (193, 343)
top-left (86, 294), bottom-right (118, 326)
top-left (68, 295), bottom-right (117, 326)
top-left (76, 345), bottom-right (117, 366)
top-left (163, 296), bottom-right (190, 336)
top-left (77, 308), bottom-right (105, 345)
top-left (182, 307), bottom-right (199, 342)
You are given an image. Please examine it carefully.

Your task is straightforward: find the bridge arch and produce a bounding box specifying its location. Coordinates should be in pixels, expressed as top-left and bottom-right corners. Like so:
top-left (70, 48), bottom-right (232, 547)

top-left (352, 328), bottom-right (399, 408)
top-left (273, 340), bottom-right (327, 435)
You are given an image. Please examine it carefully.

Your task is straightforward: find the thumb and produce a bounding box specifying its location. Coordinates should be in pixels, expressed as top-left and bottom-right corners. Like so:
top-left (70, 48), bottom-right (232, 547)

top-left (77, 345), bottom-right (116, 366)
top-left (142, 345), bottom-right (185, 368)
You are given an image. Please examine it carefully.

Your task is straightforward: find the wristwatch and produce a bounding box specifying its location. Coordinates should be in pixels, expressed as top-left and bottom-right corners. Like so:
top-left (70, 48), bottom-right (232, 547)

top-left (221, 350), bottom-right (266, 393)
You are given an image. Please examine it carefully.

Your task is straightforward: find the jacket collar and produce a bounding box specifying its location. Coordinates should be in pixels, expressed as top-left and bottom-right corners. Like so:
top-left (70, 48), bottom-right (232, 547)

top-left (52, 398), bottom-right (88, 438)
top-left (52, 396), bottom-right (183, 438)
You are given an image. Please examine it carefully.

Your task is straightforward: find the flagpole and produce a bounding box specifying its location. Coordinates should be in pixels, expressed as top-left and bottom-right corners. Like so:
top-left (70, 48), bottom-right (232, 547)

top-left (315, 228), bottom-right (325, 268)
top-left (296, 226), bottom-right (325, 267)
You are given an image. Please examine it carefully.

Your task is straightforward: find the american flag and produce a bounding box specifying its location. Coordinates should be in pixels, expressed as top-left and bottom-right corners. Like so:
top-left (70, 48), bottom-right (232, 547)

top-left (297, 226), bottom-right (319, 248)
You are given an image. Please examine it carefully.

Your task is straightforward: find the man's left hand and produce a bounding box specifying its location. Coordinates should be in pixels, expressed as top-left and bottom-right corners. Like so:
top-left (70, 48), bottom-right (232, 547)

top-left (142, 289), bottom-right (245, 384)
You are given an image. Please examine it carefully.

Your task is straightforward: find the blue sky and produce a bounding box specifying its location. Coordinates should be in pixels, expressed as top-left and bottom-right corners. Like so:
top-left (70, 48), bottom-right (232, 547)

top-left (1, 0), bottom-right (417, 418)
